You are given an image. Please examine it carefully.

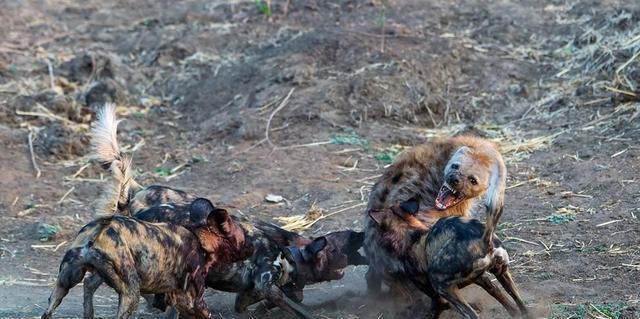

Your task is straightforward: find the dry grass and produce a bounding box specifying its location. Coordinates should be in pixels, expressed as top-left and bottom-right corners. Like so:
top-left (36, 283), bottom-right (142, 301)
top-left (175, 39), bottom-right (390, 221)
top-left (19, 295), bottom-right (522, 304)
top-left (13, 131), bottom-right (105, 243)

top-left (275, 202), bottom-right (366, 232)
top-left (555, 12), bottom-right (640, 99)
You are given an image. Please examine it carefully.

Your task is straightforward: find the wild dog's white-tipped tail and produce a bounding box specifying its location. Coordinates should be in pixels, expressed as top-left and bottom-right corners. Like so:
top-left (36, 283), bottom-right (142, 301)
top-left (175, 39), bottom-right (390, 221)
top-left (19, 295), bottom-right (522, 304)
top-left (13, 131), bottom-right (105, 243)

top-left (482, 147), bottom-right (507, 253)
top-left (92, 104), bottom-right (140, 216)
top-left (92, 103), bottom-right (121, 167)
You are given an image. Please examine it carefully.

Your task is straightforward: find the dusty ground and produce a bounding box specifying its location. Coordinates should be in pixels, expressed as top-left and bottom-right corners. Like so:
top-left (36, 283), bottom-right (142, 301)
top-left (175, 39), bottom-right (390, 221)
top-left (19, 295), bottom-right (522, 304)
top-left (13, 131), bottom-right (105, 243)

top-left (1, 0), bottom-right (639, 318)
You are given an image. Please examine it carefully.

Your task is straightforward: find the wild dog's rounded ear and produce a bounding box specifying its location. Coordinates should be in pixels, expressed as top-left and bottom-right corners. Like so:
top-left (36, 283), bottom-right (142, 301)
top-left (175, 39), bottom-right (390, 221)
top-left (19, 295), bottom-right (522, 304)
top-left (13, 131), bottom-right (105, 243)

top-left (302, 237), bottom-right (327, 262)
top-left (400, 198), bottom-right (419, 215)
top-left (189, 198), bottom-right (215, 226)
top-left (207, 208), bottom-right (231, 232)
top-left (349, 231), bottom-right (365, 246)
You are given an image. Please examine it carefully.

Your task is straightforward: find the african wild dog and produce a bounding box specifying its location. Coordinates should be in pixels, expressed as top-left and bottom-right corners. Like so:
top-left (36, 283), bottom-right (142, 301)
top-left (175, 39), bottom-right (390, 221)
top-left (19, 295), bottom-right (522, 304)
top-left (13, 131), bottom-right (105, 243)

top-left (130, 203), bottom-right (367, 319)
top-left (90, 104), bottom-right (367, 318)
top-left (368, 199), bottom-right (528, 319)
top-left (363, 135), bottom-right (507, 297)
top-left (254, 221), bottom-right (368, 303)
top-left (41, 198), bottom-right (253, 319)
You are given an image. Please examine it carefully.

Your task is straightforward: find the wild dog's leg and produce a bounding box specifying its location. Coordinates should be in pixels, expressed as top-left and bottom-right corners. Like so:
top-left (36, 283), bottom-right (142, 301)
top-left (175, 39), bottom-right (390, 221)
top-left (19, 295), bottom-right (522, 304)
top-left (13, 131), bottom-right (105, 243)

top-left (365, 267), bottom-right (383, 296)
top-left (96, 262), bottom-right (140, 319)
top-left (409, 279), bottom-right (450, 318)
top-left (252, 286), bottom-right (302, 313)
top-left (494, 268), bottom-right (528, 316)
top-left (389, 278), bottom-right (421, 303)
top-left (281, 284), bottom-right (304, 303)
top-left (41, 285), bottom-right (71, 319)
top-left (235, 289), bottom-right (262, 313)
top-left (265, 286), bottom-right (314, 319)
top-left (42, 250), bottom-right (87, 319)
top-left (83, 273), bottom-right (104, 319)
top-left (474, 273), bottom-right (519, 317)
top-left (171, 291), bottom-right (211, 319)
top-left (434, 285), bottom-right (479, 319)
top-left (114, 280), bottom-right (140, 319)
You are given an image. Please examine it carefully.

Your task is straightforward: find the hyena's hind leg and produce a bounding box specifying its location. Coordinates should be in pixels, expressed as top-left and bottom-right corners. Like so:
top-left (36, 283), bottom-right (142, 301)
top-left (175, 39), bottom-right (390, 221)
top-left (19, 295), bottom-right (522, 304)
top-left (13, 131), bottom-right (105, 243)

top-left (41, 249), bottom-right (87, 319)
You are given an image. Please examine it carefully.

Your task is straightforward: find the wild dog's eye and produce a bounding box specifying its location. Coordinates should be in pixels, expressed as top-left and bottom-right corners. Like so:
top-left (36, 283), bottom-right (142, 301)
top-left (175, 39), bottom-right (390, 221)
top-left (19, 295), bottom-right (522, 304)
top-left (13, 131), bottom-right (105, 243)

top-left (468, 176), bottom-right (478, 185)
top-left (451, 163), bottom-right (459, 170)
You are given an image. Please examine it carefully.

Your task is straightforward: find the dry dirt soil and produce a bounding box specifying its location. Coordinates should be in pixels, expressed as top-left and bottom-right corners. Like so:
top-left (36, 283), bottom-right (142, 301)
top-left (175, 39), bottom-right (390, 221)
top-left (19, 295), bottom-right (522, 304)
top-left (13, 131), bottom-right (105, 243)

top-left (1, 0), bottom-right (639, 318)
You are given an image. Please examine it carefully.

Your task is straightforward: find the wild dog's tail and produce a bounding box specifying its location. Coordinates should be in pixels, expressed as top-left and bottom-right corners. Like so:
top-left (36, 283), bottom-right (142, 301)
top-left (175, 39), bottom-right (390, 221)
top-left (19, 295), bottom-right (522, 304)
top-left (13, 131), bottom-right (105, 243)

top-left (481, 142), bottom-right (507, 253)
top-left (91, 104), bottom-right (141, 215)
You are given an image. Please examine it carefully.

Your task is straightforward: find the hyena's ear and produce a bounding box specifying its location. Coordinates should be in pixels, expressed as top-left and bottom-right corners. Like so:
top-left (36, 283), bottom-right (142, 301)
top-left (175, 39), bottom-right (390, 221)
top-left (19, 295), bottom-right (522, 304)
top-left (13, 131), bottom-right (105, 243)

top-left (368, 210), bottom-right (386, 225)
top-left (302, 237), bottom-right (327, 262)
top-left (369, 209), bottom-right (386, 226)
top-left (190, 197), bottom-right (216, 227)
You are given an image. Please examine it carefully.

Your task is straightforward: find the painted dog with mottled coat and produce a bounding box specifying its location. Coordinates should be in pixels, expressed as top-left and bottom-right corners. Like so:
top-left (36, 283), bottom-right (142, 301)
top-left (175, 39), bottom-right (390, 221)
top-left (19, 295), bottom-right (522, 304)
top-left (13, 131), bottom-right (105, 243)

top-left (368, 199), bottom-right (528, 319)
top-left (130, 201), bottom-right (366, 318)
top-left (90, 104), bottom-right (367, 318)
top-left (41, 198), bottom-right (253, 319)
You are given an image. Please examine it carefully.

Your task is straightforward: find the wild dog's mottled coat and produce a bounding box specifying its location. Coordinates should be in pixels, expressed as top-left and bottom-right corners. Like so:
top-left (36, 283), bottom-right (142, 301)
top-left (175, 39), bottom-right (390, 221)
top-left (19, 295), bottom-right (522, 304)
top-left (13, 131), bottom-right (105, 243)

top-left (129, 200), bottom-right (366, 318)
top-left (41, 199), bottom-right (252, 319)
top-left (90, 105), bottom-right (367, 318)
top-left (368, 200), bottom-right (527, 319)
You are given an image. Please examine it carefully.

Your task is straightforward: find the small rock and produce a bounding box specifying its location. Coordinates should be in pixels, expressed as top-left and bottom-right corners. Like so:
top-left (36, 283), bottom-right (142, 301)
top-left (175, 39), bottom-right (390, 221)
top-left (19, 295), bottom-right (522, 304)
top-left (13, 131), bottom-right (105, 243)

top-left (37, 223), bottom-right (60, 242)
top-left (265, 194), bottom-right (285, 203)
top-left (36, 122), bottom-right (90, 159)
top-left (83, 79), bottom-right (123, 108)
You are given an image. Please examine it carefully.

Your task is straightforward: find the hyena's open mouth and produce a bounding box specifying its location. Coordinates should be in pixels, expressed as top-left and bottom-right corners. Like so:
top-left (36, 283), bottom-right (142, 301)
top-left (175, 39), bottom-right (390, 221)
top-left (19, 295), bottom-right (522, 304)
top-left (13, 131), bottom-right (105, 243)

top-left (435, 182), bottom-right (465, 210)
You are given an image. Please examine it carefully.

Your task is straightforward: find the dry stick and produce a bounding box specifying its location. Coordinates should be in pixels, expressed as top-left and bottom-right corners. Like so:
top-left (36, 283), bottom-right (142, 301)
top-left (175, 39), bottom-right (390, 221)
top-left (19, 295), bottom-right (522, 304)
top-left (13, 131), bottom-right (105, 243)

top-left (283, 0), bottom-right (291, 16)
top-left (16, 110), bottom-right (65, 122)
top-left (305, 202), bottom-right (367, 229)
top-left (46, 59), bottom-right (55, 91)
top-left (237, 138), bottom-right (267, 155)
top-left (265, 88), bottom-right (295, 147)
top-left (274, 140), bottom-right (332, 150)
top-left (71, 163), bottom-right (90, 178)
top-left (616, 50), bottom-right (640, 74)
top-left (53, 241), bottom-right (68, 252)
top-left (603, 86), bottom-right (638, 98)
top-left (57, 187), bottom-right (75, 205)
top-left (380, 11), bottom-right (386, 53)
top-left (28, 130), bottom-right (41, 179)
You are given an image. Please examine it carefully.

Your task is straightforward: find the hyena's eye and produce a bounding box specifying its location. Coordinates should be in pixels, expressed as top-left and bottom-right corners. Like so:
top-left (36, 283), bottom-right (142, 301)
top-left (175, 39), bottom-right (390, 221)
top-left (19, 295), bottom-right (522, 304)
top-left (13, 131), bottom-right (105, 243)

top-left (451, 163), bottom-right (459, 170)
top-left (468, 176), bottom-right (478, 185)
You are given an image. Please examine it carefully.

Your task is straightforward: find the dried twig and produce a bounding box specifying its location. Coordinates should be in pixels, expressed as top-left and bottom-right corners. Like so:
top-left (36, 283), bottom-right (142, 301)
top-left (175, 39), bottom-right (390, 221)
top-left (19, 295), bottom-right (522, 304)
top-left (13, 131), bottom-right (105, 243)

top-left (274, 140), bottom-right (332, 150)
top-left (595, 220), bottom-right (622, 227)
top-left (266, 88), bottom-right (295, 147)
top-left (57, 187), bottom-right (75, 205)
top-left (276, 202), bottom-right (366, 231)
top-left (46, 58), bottom-right (55, 91)
top-left (28, 130), bottom-right (41, 179)
top-left (505, 236), bottom-right (540, 246)
top-left (71, 163), bottom-right (90, 178)
top-left (54, 241), bottom-right (68, 252)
